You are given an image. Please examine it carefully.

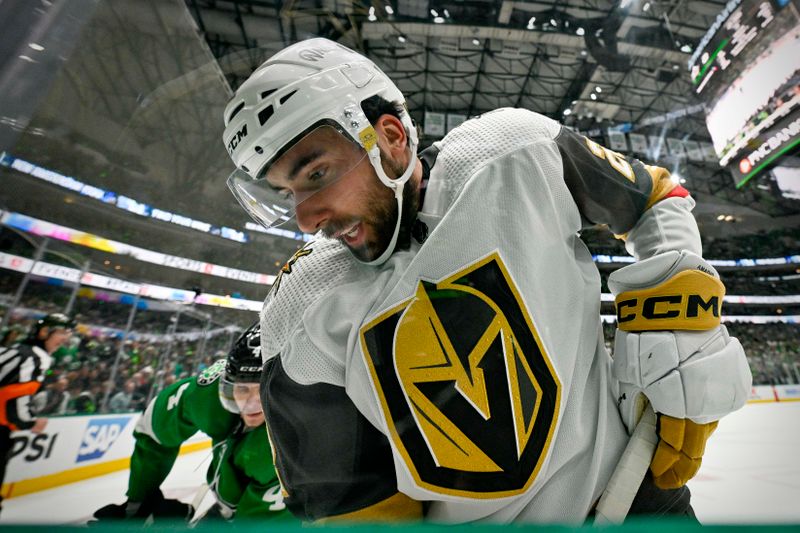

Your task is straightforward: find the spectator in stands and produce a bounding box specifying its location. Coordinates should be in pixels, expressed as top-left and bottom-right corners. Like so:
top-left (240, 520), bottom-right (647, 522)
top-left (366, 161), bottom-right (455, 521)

top-left (134, 367), bottom-right (154, 402)
top-left (0, 324), bottom-right (26, 348)
top-left (65, 381), bottom-right (97, 415)
top-left (109, 380), bottom-right (136, 413)
top-left (72, 365), bottom-right (92, 393)
top-left (34, 377), bottom-right (70, 415)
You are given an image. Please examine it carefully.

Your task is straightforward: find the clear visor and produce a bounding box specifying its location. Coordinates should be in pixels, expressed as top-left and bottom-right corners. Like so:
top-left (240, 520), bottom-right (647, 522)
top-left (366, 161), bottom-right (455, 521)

top-left (227, 124), bottom-right (369, 229)
top-left (218, 377), bottom-right (261, 415)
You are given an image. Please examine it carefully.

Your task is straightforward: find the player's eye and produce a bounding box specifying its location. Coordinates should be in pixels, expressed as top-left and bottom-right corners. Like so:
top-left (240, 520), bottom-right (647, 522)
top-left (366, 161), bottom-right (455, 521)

top-left (307, 167), bottom-right (327, 182)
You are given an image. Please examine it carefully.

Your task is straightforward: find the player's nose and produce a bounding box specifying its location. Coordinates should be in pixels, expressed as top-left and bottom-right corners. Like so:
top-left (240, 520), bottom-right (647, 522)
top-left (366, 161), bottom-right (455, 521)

top-left (244, 392), bottom-right (261, 410)
top-left (294, 193), bottom-right (329, 233)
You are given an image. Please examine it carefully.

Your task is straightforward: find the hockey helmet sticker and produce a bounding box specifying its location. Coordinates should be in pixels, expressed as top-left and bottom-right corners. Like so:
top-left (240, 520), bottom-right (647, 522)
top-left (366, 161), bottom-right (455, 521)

top-left (198, 359), bottom-right (226, 386)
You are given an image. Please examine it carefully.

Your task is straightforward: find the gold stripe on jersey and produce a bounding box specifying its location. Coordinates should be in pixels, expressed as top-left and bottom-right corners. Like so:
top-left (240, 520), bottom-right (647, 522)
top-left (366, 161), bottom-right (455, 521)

top-left (615, 270), bottom-right (725, 331)
top-left (317, 492), bottom-right (423, 523)
top-left (644, 164), bottom-right (679, 210)
top-left (263, 420), bottom-right (290, 498)
top-left (614, 165), bottom-right (680, 242)
top-left (360, 251), bottom-right (561, 498)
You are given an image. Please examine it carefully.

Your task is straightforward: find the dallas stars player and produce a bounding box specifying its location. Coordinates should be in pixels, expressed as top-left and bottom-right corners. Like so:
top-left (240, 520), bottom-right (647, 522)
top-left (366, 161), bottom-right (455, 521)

top-left (93, 322), bottom-right (290, 523)
top-left (222, 38), bottom-right (752, 523)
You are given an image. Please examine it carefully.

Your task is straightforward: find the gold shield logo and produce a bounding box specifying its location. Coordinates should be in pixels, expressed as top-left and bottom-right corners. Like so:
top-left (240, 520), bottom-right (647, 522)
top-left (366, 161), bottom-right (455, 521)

top-left (361, 253), bottom-right (561, 498)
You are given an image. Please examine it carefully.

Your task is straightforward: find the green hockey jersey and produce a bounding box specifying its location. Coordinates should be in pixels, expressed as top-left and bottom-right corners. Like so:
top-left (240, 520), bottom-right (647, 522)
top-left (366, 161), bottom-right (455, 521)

top-left (128, 360), bottom-right (290, 519)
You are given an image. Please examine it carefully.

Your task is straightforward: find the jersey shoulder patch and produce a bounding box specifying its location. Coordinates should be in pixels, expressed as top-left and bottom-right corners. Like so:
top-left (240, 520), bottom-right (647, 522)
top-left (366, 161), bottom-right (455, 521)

top-left (197, 359), bottom-right (226, 386)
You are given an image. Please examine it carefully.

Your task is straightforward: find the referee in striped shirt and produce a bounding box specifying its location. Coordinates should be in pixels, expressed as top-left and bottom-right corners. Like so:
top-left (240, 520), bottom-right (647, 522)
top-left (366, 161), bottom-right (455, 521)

top-left (0, 313), bottom-right (74, 514)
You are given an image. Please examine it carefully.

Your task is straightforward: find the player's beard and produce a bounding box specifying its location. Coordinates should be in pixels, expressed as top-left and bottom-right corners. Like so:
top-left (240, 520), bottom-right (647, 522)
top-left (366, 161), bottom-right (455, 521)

top-left (325, 150), bottom-right (418, 262)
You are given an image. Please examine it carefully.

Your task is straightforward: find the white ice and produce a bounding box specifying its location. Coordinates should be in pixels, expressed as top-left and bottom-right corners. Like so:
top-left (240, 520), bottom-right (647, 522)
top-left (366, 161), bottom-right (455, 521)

top-left (1, 402), bottom-right (798, 525)
top-left (0, 448), bottom-right (210, 525)
top-left (688, 401), bottom-right (800, 524)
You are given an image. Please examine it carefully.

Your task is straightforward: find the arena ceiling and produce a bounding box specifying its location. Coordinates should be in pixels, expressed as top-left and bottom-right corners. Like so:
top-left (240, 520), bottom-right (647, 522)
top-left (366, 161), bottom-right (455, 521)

top-left (1, 0), bottom-right (797, 265)
top-left (184, 0), bottom-right (799, 217)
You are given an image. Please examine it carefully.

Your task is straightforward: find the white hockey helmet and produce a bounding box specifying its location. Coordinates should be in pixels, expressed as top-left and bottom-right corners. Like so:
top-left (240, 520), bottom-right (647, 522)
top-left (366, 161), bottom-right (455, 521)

top-left (223, 37), bottom-right (418, 265)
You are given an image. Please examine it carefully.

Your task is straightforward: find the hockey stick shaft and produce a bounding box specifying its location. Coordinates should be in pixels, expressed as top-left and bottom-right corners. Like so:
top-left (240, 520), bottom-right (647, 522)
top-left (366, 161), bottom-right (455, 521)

top-left (594, 403), bottom-right (658, 524)
top-left (188, 483), bottom-right (211, 526)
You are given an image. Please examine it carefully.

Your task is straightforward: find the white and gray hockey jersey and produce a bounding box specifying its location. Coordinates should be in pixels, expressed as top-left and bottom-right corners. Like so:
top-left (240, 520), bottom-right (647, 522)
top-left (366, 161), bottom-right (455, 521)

top-left (260, 108), bottom-right (701, 523)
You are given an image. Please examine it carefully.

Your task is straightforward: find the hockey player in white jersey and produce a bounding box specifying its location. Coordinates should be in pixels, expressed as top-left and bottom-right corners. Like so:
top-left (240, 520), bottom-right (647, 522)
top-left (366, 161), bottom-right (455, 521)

top-left (222, 38), bottom-right (752, 523)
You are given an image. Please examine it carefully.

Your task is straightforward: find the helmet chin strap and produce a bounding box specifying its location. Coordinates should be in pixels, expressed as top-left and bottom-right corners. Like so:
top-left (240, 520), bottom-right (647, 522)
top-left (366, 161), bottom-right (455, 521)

top-left (361, 131), bottom-right (418, 266)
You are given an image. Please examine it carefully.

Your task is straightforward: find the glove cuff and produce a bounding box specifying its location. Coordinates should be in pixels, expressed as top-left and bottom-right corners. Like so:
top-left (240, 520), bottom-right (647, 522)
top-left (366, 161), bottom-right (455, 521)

top-left (609, 251), bottom-right (725, 332)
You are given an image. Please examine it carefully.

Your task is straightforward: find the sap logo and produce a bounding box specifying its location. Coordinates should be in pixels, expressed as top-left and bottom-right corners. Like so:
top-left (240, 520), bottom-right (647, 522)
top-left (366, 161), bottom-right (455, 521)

top-left (76, 417), bottom-right (131, 463)
top-left (10, 433), bottom-right (58, 463)
top-left (227, 124), bottom-right (248, 156)
top-left (298, 48), bottom-right (331, 62)
top-left (617, 294), bottom-right (720, 323)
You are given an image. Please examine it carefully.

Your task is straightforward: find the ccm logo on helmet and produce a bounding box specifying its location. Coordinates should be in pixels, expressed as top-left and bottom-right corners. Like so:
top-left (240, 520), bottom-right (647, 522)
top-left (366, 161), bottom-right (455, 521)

top-left (237, 366), bottom-right (262, 373)
top-left (227, 124), bottom-right (248, 156)
top-left (616, 294), bottom-right (720, 323)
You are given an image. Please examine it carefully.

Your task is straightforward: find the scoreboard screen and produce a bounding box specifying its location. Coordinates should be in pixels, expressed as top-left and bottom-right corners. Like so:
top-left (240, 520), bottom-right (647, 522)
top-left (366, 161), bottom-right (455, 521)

top-left (688, 0), bottom-right (800, 187)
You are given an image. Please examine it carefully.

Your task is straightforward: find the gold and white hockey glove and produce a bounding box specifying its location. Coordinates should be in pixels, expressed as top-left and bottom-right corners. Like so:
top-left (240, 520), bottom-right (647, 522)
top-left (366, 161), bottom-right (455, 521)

top-left (608, 250), bottom-right (752, 489)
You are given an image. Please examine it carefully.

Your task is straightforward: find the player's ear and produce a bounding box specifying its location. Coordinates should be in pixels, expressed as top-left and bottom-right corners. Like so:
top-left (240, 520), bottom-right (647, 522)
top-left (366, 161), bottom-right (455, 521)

top-left (374, 114), bottom-right (407, 157)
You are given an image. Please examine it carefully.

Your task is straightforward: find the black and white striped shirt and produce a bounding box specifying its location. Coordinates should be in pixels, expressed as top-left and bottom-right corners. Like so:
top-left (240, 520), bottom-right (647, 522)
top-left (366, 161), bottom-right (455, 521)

top-left (0, 343), bottom-right (52, 430)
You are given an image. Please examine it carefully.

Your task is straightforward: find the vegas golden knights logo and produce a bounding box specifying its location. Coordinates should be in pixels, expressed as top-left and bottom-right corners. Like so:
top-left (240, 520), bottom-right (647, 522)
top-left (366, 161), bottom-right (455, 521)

top-left (361, 253), bottom-right (561, 498)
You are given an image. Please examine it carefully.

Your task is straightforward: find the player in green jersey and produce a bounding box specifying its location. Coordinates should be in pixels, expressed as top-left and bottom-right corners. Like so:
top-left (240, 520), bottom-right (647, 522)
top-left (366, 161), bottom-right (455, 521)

top-left (93, 322), bottom-right (290, 523)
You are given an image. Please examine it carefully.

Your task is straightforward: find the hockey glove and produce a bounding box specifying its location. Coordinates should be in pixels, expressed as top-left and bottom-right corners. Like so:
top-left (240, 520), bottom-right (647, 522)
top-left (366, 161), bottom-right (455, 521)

top-left (151, 496), bottom-right (194, 520)
top-left (650, 415), bottom-right (718, 489)
top-left (92, 501), bottom-right (137, 521)
top-left (92, 490), bottom-right (192, 522)
top-left (609, 250), bottom-right (751, 489)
